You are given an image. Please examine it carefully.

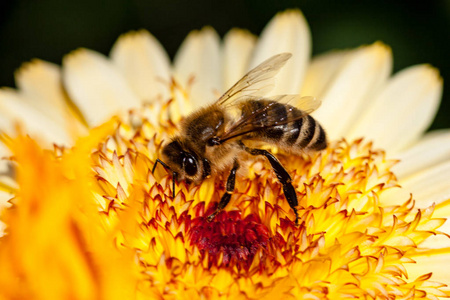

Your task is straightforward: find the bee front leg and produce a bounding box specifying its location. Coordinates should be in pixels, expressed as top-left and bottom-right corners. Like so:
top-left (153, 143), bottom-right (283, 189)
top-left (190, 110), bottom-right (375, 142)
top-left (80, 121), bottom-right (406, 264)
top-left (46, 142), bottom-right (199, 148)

top-left (244, 147), bottom-right (299, 225)
top-left (152, 158), bottom-right (177, 198)
top-left (207, 160), bottom-right (239, 222)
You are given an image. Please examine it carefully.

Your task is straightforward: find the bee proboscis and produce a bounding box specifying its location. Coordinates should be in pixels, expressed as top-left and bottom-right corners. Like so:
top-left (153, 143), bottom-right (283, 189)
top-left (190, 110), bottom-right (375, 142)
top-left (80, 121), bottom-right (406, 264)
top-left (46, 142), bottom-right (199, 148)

top-left (153, 53), bottom-right (327, 224)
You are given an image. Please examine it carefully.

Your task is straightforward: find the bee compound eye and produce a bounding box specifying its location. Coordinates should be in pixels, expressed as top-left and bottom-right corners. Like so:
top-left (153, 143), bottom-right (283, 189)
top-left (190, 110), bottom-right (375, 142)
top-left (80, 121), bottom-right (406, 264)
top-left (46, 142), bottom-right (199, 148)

top-left (182, 154), bottom-right (198, 177)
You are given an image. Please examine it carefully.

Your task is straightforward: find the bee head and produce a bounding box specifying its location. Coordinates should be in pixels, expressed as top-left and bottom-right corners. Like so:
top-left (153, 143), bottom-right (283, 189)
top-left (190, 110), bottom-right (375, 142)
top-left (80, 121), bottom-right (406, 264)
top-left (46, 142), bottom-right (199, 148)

top-left (161, 138), bottom-right (201, 183)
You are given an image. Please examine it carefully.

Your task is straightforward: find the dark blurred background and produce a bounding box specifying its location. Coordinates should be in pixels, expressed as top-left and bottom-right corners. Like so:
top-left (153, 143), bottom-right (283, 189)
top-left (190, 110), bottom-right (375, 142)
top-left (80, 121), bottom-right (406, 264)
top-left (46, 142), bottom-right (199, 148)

top-left (1, 0), bottom-right (449, 129)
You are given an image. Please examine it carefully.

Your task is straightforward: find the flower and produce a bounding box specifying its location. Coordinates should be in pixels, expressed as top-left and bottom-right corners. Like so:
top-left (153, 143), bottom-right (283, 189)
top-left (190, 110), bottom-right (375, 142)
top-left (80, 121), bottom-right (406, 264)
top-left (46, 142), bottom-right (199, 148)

top-left (1, 9), bottom-right (450, 299)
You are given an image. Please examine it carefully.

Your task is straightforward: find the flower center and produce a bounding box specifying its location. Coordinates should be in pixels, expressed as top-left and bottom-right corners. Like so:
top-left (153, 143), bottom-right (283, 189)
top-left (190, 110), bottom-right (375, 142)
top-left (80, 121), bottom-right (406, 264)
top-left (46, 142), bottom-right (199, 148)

top-left (78, 106), bottom-right (447, 298)
top-left (188, 210), bottom-right (269, 268)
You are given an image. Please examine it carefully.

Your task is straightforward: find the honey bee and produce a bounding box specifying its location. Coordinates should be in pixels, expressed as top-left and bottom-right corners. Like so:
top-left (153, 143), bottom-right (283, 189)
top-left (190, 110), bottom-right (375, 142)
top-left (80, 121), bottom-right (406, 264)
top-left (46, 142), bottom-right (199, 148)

top-left (153, 53), bottom-right (327, 224)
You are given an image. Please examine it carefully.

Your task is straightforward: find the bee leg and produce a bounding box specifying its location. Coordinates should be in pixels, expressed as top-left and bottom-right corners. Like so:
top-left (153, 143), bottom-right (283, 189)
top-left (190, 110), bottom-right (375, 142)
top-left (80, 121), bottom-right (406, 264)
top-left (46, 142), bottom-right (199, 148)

top-left (152, 158), bottom-right (177, 198)
top-left (207, 160), bottom-right (239, 222)
top-left (244, 147), bottom-right (299, 225)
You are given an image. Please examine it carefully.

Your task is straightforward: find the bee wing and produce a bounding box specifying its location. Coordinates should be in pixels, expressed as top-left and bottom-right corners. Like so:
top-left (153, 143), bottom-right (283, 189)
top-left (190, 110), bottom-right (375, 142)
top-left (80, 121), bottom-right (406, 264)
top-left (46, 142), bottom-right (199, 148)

top-left (276, 95), bottom-right (322, 114)
top-left (216, 53), bottom-right (292, 107)
top-left (218, 95), bottom-right (319, 143)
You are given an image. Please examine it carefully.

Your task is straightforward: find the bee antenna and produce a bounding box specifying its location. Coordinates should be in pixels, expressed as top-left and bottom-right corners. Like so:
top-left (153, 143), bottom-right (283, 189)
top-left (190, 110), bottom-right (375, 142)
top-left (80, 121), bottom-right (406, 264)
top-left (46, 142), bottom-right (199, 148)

top-left (152, 158), bottom-right (177, 198)
top-left (152, 158), bottom-right (168, 173)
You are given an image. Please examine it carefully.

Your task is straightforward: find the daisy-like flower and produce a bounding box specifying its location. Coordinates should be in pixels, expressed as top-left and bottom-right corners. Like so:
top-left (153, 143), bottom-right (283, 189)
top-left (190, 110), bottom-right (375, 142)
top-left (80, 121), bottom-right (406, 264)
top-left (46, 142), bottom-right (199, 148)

top-left (1, 9), bottom-right (450, 299)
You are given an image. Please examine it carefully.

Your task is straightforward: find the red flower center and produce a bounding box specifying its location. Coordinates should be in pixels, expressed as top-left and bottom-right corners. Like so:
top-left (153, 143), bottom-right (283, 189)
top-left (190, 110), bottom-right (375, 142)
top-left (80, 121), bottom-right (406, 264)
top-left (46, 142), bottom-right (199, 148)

top-left (188, 210), bottom-right (269, 268)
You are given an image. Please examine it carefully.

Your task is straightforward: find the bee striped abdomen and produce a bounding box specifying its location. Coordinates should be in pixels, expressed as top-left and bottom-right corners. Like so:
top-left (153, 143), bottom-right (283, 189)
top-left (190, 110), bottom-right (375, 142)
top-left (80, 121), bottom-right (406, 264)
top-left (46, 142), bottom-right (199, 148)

top-left (262, 102), bottom-right (288, 139)
top-left (241, 100), bottom-right (327, 152)
top-left (288, 115), bottom-right (327, 151)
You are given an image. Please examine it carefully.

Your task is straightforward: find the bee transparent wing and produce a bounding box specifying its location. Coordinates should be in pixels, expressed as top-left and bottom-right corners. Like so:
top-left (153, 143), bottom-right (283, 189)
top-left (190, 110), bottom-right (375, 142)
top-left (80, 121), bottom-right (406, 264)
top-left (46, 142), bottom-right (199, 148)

top-left (216, 53), bottom-right (292, 107)
top-left (274, 95), bottom-right (322, 114)
top-left (218, 95), bottom-right (319, 143)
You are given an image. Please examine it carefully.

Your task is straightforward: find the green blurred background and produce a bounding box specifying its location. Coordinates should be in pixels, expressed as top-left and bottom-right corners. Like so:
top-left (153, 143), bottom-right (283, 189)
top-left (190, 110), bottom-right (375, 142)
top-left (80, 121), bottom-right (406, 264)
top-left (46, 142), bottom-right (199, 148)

top-left (1, 0), bottom-right (449, 130)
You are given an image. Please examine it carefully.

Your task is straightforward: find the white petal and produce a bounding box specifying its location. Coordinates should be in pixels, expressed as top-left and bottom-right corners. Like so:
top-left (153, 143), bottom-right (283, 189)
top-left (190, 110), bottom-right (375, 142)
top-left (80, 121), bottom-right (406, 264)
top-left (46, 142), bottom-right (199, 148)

top-left (174, 27), bottom-right (222, 108)
top-left (393, 130), bottom-right (450, 179)
top-left (0, 142), bottom-right (11, 158)
top-left (399, 161), bottom-right (450, 208)
top-left (300, 49), bottom-right (350, 98)
top-left (110, 30), bottom-right (171, 102)
top-left (13, 59), bottom-right (87, 140)
top-left (313, 42), bottom-right (392, 140)
top-left (348, 65), bottom-right (442, 153)
top-left (15, 60), bottom-right (70, 123)
top-left (63, 48), bottom-right (141, 127)
top-left (250, 9), bottom-right (311, 94)
top-left (419, 228), bottom-right (450, 249)
top-left (222, 29), bottom-right (256, 90)
top-left (0, 88), bottom-right (72, 145)
top-left (405, 251), bottom-right (450, 285)
top-left (380, 186), bottom-right (411, 207)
